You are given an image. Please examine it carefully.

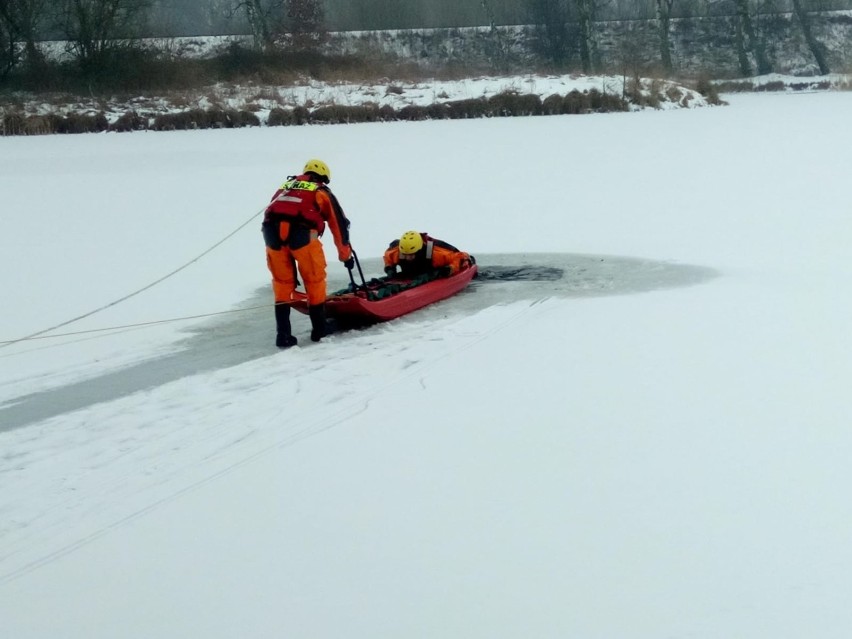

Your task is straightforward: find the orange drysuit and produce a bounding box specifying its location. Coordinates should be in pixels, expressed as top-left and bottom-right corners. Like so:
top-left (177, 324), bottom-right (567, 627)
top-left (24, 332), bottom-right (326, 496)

top-left (383, 233), bottom-right (471, 278)
top-left (263, 174), bottom-right (352, 306)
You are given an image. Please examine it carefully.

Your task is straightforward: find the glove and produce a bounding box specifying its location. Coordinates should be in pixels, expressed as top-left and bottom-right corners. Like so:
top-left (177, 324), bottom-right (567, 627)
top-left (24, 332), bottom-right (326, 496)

top-left (384, 265), bottom-right (396, 278)
top-left (343, 257), bottom-right (355, 270)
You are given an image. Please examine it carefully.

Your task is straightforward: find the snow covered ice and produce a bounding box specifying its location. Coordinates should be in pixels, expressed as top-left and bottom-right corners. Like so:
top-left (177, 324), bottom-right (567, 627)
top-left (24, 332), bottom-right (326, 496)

top-left (2, 89), bottom-right (852, 638)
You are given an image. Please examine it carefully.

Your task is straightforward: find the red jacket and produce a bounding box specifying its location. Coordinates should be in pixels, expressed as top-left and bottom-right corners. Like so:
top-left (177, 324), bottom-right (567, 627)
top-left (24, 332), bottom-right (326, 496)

top-left (263, 174), bottom-right (351, 261)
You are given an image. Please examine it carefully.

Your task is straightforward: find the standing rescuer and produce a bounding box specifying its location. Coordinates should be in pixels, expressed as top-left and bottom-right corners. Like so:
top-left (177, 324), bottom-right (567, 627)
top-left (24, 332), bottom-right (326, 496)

top-left (262, 159), bottom-right (354, 348)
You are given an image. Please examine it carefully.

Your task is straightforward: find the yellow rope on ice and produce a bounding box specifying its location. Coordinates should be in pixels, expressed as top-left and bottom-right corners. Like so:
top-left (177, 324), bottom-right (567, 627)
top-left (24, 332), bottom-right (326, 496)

top-left (0, 207), bottom-right (265, 349)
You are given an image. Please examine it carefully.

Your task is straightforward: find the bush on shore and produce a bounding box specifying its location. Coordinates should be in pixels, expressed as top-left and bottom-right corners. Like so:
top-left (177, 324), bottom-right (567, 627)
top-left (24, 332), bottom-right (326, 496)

top-left (0, 88), bottom-right (638, 136)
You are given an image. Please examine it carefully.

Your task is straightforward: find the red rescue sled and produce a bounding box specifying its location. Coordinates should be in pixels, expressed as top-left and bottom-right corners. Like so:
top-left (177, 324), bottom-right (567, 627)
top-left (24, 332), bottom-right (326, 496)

top-left (291, 264), bottom-right (477, 324)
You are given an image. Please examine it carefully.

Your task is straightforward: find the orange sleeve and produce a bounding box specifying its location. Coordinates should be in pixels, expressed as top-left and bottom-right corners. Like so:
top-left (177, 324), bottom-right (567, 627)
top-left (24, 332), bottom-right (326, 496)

top-left (431, 246), bottom-right (470, 275)
top-left (383, 246), bottom-right (400, 268)
top-left (316, 190), bottom-right (351, 262)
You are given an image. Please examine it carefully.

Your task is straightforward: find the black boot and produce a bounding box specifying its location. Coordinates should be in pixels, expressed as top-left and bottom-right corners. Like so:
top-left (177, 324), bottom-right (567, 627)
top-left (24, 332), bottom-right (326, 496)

top-left (308, 304), bottom-right (335, 342)
top-left (275, 303), bottom-right (297, 349)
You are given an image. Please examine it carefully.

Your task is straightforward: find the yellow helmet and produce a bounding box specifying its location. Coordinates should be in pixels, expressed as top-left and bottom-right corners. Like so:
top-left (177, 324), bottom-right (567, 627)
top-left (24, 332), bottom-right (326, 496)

top-left (399, 231), bottom-right (424, 255)
top-left (303, 158), bottom-right (331, 182)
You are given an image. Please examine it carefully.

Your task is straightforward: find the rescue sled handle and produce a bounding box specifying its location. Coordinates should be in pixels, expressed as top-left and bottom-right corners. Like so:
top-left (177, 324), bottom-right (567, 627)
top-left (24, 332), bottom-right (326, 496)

top-left (347, 249), bottom-right (369, 293)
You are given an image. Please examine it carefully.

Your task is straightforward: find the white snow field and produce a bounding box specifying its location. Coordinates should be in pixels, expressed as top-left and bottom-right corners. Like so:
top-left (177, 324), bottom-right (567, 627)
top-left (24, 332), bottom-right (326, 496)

top-left (1, 89), bottom-right (852, 638)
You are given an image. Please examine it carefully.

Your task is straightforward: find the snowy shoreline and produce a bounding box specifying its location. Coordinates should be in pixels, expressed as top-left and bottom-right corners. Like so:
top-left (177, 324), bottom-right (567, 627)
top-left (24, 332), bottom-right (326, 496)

top-left (1, 71), bottom-right (849, 136)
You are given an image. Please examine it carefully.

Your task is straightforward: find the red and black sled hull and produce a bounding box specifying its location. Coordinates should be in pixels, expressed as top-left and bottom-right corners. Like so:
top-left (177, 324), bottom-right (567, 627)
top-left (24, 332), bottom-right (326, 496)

top-left (292, 265), bottom-right (477, 324)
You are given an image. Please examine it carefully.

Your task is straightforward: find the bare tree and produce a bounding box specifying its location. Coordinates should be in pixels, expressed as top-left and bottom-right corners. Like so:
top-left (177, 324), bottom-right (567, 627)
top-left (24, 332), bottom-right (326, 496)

top-left (525, 0), bottom-right (572, 67)
top-left (732, 4), bottom-right (751, 73)
top-left (0, 0), bottom-right (49, 75)
top-left (791, 0), bottom-right (829, 74)
top-left (232, 0), bottom-right (283, 51)
top-left (480, 0), bottom-right (497, 30)
top-left (231, 0), bottom-right (324, 52)
top-left (198, 0), bottom-right (233, 35)
top-left (733, 0), bottom-right (772, 75)
top-left (59, 0), bottom-right (152, 71)
top-left (655, 0), bottom-right (674, 74)
top-left (284, 0), bottom-right (324, 51)
top-left (0, 6), bottom-right (12, 78)
top-left (478, 0), bottom-right (512, 72)
top-left (574, 0), bottom-right (598, 73)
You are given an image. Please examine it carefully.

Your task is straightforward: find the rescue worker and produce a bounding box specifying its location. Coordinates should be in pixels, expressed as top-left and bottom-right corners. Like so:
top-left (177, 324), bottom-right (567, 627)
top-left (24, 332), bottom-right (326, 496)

top-left (262, 159), bottom-right (353, 348)
top-left (383, 230), bottom-right (474, 279)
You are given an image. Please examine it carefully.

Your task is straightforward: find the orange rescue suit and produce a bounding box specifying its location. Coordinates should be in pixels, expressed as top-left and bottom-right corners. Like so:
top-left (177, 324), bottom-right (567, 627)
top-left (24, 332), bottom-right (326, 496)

top-left (263, 174), bottom-right (352, 306)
